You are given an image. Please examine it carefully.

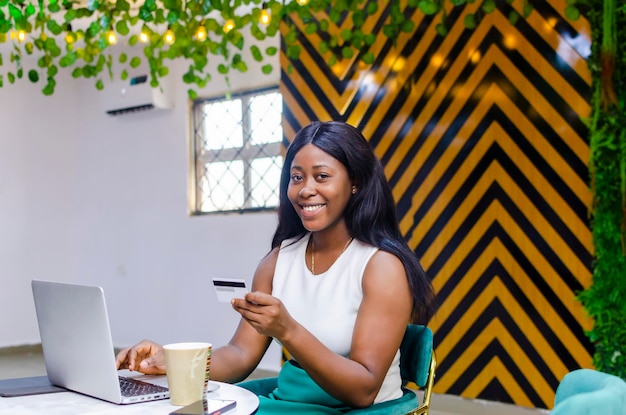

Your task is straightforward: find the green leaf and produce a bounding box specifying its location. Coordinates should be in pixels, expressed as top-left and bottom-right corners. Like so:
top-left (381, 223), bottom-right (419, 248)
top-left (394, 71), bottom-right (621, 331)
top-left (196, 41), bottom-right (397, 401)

top-left (8, 71), bottom-right (14, 83)
top-left (46, 20), bottom-right (63, 35)
top-left (366, 2), bottom-right (378, 15)
top-left (418, 0), bottom-right (439, 15)
top-left (435, 22), bottom-right (448, 36)
top-left (187, 88), bottom-right (197, 100)
top-left (95, 79), bottom-right (104, 90)
top-left (158, 66), bottom-right (168, 77)
top-left (121, 69), bottom-right (128, 80)
top-left (250, 45), bottom-right (262, 61)
top-left (64, 9), bottom-right (77, 21)
top-left (305, 23), bottom-right (317, 34)
top-left (217, 63), bottom-right (228, 74)
top-left (364, 33), bottom-right (376, 46)
top-left (115, 0), bottom-right (130, 12)
top-left (319, 40), bottom-right (330, 54)
top-left (341, 46), bottom-right (353, 59)
top-left (9, 4), bottom-right (22, 19)
top-left (362, 51), bottom-right (375, 64)
top-left (115, 20), bottom-right (129, 36)
top-left (401, 20), bottom-right (415, 33)
top-left (71, 67), bottom-right (82, 77)
top-left (130, 56), bottom-right (141, 68)
top-left (119, 52), bottom-right (127, 63)
top-left (261, 63), bottom-right (273, 74)
top-left (319, 19), bottom-right (329, 32)
top-left (352, 11), bottom-right (364, 28)
top-left (42, 79), bottom-right (55, 95)
top-left (28, 69), bottom-right (39, 82)
top-left (233, 60), bottom-right (247, 72)
top-left (508, 10), bottom-right (519, 25)
top-left (265, 46), bottom-right (277, 56)
top-left (522, 3), bottom-right (533, 17)
top-left (286, 44), bottom-right (301, 59)
top-left (25, 3), bottom-right (35, 16)
top-left (340, 29), bottom-right (352, 41)
top-left (463, 13), bottom-right (476, 29)
top-left (564, 5), bottom-right (580, 21)
top-left (0, 21), bottom-right (10, 34)
top-left (482, 0), bottom-right (496, 13)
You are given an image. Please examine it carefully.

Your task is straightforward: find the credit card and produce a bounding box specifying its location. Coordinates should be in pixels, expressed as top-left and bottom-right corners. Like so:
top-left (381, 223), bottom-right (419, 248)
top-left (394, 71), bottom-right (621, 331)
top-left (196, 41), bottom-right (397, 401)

top-left (212, 278), bottom-right (248, 302)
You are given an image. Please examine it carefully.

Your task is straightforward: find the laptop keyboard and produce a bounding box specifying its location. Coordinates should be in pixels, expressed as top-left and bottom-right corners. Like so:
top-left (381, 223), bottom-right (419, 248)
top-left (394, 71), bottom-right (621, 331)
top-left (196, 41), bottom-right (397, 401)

top-left (119, 376), bottom-right (169, 397)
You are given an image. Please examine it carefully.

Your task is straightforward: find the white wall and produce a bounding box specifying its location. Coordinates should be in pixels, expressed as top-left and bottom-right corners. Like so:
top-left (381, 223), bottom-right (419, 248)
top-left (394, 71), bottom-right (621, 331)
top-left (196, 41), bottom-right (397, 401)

top-left (0, 35), bottom-right (282, 371)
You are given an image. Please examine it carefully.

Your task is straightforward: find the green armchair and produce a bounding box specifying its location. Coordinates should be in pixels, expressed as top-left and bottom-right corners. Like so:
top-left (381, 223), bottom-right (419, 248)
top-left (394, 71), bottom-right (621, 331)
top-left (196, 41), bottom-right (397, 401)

top-left (551, 368), bottom-right (626, 415)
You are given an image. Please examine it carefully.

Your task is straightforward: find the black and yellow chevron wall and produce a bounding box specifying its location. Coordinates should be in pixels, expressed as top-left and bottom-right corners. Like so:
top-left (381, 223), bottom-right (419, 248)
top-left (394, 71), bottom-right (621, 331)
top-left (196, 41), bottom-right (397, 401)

top-left (279, 0), bottom-right (594, 409)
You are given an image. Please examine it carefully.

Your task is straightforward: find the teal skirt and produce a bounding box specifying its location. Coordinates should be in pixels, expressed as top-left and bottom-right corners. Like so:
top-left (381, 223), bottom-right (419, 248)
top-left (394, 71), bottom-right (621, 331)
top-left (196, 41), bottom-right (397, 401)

top-left (238, 360), bottom-right (350, 414)
top-left (238, 360), bottom-right (418, 414)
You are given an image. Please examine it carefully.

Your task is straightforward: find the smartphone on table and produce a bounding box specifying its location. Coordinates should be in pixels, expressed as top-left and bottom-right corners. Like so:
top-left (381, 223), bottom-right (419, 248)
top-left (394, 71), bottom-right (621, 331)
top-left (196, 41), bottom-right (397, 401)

top-left (170, 399), bottom-right (237, 415)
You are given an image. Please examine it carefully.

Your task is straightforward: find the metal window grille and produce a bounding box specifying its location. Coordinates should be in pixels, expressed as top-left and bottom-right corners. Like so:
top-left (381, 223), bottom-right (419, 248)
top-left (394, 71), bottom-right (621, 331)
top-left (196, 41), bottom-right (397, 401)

top-left (191, 87), bottom-right (283, 214)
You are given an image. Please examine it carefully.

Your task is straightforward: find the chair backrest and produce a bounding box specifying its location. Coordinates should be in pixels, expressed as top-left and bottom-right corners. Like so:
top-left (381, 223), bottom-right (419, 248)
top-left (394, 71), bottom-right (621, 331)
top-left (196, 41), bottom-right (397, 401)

top-left (399, 325), bottom-right (436, 415)
top-left (400, 325), bottom-right (433, 387)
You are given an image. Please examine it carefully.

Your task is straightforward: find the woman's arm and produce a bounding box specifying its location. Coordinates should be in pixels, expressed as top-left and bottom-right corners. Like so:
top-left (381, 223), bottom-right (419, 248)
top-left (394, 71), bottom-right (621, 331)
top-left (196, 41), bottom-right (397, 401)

top-left (208, 248), bottom-right (278, 383)
top-left (232, 250), bottom-right (413, 408)
top-left (116, 248), bottom-right (279, 383)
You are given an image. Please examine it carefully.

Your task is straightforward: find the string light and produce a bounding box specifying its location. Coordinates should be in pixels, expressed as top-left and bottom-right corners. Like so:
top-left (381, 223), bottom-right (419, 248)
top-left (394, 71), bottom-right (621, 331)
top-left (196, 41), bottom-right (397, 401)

top-left (65, 24), bottom-right (75, 44)
top-left (139, 30), bottom-right (149, 43)
top-left (106, 29), bottom-right (117, 45)
top-left (17, 30), bottom-right (26, 42)
top-left (296, 0), bottom-right (309, 5)
top-left (260, 3), bottom-right (271, 25)
top-left (163, 27), bottom-right (175, 45)
top-left (223, 19), bottom-right (235, 33)
top-left (195, 24), bottom-right (207, 41)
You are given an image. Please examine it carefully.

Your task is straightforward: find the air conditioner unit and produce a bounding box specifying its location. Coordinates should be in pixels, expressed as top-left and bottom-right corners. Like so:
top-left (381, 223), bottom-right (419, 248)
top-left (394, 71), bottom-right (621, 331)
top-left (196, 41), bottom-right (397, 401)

top-left (101, 74), bottom-right (174, 116)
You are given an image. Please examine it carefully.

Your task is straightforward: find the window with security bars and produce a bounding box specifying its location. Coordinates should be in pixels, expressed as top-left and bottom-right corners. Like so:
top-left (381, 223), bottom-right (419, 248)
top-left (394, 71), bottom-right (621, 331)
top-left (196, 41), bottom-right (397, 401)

top-left (191, 87), bottom-right (283, 214)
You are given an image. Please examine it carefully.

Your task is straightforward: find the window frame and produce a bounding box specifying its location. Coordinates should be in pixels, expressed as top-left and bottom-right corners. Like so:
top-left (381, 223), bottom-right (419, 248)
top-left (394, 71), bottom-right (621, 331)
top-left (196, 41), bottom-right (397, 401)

top-left (189, 86), bottom-right (283, 215)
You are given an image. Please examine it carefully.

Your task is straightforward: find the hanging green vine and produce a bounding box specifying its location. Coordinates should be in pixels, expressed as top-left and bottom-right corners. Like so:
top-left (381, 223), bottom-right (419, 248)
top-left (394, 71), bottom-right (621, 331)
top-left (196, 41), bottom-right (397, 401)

top-left (0, 0), bottom-right (579, 98)
top-left (578, 0), bottom-right (626, 379)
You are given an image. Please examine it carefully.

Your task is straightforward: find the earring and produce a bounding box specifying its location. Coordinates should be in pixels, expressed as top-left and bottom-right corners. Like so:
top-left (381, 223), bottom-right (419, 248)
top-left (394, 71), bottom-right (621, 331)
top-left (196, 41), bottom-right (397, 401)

top-left (351, 186), bottom-right (356, 194)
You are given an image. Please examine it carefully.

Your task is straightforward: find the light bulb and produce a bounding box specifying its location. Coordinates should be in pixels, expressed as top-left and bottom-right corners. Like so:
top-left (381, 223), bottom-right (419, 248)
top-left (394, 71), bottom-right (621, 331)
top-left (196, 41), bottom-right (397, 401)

top-left (164, 28), bottom-right (175, 45)
top-left (17, 30), bottom-right (26, 42)
top-left (195, 25), bottom-right (207, 41)
top-left (106, 29), bottom-right (117, 45)
top-left (65, 32), bottom-right (76, 44)
top-left (223, 19), bottom-right (235, 33)
top-left (296, 0), bottom-right (309, 5)
top-left (139, 31), bottom-right (149, 43)
top-left (260, 9), bottom-right (271, 25)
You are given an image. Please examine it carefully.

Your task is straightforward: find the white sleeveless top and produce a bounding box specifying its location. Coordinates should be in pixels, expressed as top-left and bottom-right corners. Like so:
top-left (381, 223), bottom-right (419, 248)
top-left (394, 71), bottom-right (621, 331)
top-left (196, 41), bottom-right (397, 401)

top-left (272, 233), bottom-right (403, 403)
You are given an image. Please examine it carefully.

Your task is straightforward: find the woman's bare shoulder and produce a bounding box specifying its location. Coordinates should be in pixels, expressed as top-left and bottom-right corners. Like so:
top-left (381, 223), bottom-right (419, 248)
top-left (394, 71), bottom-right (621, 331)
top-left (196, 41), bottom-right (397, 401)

top-left (251, 247), bottom-right (280, 292)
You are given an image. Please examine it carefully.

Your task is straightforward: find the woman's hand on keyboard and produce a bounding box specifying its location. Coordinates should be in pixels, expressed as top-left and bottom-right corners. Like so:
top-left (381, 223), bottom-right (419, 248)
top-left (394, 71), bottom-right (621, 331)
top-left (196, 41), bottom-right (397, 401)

top-left (115, 340), bottom-right (166, 375)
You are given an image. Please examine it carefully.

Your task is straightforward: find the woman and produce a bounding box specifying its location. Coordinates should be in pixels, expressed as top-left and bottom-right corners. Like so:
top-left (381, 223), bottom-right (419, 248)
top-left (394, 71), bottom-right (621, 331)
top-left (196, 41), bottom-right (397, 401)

top-left (116, 121), bottom-right (436, 413)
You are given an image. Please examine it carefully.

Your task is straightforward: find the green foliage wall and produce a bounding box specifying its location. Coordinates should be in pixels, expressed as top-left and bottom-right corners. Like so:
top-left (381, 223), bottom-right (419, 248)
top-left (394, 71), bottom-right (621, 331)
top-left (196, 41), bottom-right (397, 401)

top-left (578, 0), bottom-right (626, 379)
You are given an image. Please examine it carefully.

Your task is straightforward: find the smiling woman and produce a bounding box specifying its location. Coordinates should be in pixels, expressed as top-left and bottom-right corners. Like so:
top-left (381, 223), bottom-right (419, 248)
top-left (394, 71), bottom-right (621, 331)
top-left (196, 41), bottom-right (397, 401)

top-left (116, 121), bottom-right (437, 413)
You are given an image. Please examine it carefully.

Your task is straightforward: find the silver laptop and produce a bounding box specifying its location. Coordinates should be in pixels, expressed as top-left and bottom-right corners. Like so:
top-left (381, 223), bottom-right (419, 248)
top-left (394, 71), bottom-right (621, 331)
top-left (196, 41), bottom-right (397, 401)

top-left (31, 279), bottom-right (170, 404)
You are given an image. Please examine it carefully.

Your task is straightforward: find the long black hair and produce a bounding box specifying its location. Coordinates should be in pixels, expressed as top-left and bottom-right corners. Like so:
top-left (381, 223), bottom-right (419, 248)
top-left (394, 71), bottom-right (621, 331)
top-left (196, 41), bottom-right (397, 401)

top-left (271, 121), bottom-right (436, 324)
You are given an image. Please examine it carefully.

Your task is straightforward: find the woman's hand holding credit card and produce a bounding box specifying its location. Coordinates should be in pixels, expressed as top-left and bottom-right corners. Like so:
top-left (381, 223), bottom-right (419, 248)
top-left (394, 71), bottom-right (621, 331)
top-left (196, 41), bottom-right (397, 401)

top-left (212, 278), bottom-right (249, 302)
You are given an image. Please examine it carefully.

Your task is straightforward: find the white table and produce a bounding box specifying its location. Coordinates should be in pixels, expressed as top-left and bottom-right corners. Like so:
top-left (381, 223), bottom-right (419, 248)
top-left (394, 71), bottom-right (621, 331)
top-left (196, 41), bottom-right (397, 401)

top-left (0, 371), bottom-right (259, 415)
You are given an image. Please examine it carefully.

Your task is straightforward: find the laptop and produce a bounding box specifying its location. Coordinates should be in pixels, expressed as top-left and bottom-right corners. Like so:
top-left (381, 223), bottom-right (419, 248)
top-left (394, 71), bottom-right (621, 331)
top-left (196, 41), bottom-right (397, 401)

top-left (31, 279), bottom-right (170, 404)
